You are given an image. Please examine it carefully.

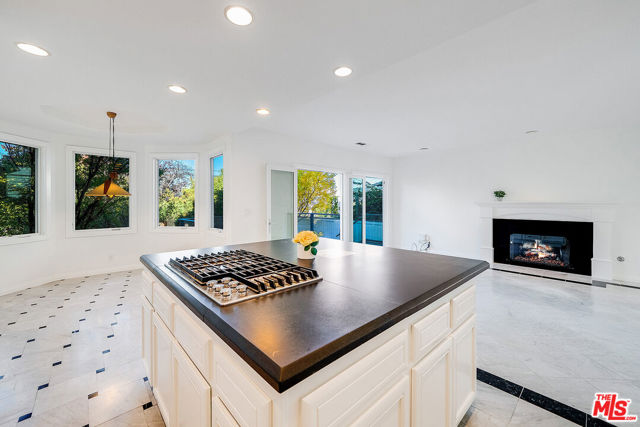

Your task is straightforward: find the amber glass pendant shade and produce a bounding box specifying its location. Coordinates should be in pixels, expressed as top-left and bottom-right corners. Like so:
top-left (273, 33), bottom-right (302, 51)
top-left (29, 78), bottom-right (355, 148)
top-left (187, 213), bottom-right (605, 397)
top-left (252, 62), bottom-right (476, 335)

top-left (87, 112), bottom-right (131, 198)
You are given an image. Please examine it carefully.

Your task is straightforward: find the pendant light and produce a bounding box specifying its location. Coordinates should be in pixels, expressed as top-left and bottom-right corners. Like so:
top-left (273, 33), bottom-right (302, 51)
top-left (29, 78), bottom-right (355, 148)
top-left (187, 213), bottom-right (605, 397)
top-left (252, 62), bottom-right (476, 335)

top-left (86, 112), bottom-right (131, 198)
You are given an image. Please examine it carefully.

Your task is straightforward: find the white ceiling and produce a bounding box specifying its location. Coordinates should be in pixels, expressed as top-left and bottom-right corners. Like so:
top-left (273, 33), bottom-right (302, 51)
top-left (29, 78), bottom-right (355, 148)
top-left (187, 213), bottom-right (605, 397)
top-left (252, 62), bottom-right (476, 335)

top-left (2, 0), bottom-right (639, 157)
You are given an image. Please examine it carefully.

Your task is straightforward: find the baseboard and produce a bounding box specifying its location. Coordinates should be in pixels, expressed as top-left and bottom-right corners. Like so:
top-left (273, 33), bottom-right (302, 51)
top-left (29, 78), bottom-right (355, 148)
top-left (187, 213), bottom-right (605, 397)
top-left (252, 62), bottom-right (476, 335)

top-left (0, 263), bottom-right (142, 297)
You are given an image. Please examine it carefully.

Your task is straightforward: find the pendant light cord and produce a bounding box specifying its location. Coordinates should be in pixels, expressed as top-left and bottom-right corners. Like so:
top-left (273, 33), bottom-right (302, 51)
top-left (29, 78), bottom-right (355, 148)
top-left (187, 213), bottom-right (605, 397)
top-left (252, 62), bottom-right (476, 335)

top-left (110, 116), bottom-right (116, 170)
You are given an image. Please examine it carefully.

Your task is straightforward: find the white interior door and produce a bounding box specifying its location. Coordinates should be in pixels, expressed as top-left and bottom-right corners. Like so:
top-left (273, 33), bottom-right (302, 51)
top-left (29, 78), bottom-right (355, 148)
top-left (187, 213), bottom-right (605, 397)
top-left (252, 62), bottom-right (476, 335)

top-left (267, 165), bottom-right (295, 240)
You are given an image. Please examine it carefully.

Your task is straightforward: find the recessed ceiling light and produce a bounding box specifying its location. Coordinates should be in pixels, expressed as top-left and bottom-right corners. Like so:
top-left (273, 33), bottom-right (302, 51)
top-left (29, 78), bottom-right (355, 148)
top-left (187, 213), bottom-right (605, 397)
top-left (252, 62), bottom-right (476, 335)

top-left (355, 142), bottom-right (366, 146)
top-left (225, 6), bottom-right (253, 26)
top-left (334, 66), bottom-right (353, 77)
top-left (525, 130), bottom-right (539, 134)
top-left (16, 43), bottom-right (49, 57)
top-left (168, 85), bottom-right (187, 94)
top-left (419, 147), bottom-right (429, 151)
top-left (256, 108), bottom-right (270, 116)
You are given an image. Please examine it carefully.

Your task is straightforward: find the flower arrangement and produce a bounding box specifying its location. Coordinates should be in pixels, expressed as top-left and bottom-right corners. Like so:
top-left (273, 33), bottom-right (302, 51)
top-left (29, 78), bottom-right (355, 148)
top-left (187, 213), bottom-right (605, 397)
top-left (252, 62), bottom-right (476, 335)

top-left (493, 190), bottom-right (506, 200)
top-left (293, 230), bottom-right (319, 258)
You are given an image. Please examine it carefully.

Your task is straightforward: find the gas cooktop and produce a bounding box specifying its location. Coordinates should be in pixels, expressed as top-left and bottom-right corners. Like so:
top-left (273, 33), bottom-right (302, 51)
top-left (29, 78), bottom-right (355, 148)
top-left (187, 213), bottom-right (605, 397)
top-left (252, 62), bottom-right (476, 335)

top-left (166, 249), bottom-right (322, 306)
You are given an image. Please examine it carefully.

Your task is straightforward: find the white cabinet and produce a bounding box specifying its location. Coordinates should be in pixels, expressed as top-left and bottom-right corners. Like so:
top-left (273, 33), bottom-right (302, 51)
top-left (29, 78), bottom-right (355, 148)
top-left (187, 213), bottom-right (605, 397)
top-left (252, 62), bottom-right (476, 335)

top-left (153, 312), bottom-right (176, 426)
top-left (141, 295), bottom-right (154, 386)
top-left (300, 332), bottom-right (408, 427)
top-left (213, 397), bottom-right (240, 427)
top-left (412, 337), bottom-right (453, 427)
top-left (452, 315), bottom-right (476, 425)
top-left (173, 341), bottom-right (211, 427)
top-left (351, 375), bottom-right (410, 427)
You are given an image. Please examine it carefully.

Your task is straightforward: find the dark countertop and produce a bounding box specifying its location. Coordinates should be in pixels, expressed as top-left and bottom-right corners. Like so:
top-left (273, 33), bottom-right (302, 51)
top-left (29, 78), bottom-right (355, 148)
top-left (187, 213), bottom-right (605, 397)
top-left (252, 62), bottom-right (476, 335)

top-left (140, 239), bottom-right (488, 392)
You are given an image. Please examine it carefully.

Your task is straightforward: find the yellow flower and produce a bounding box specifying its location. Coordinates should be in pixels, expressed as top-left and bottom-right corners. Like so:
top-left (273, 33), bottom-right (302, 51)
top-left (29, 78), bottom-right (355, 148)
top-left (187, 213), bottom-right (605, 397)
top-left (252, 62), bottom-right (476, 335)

top-left (292, 230), bottom-right (319, 247)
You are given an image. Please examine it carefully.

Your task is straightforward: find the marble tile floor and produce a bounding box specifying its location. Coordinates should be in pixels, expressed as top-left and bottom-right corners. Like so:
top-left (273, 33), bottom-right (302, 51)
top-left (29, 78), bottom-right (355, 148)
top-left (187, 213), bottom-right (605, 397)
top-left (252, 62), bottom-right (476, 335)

top-left (0, 270), bottom-right (165, 427)
top-left (2, 267), bottom-right (638, 426)
top-left (474, 269), bottom-right (640, 426)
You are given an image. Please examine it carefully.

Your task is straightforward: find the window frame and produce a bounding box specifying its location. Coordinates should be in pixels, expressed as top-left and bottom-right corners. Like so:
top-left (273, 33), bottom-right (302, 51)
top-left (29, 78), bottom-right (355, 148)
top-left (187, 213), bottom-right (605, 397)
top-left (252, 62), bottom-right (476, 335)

top-left (208, 150), bottom-right (225, 233)
top-left (151, 152), bottom-right (199, 233)
top-left (0, 132), bottom-right (49, 246)
top-left (66, 145), bottom-right (137, 238)
top-left (350, 170), bottom-right (390, 247)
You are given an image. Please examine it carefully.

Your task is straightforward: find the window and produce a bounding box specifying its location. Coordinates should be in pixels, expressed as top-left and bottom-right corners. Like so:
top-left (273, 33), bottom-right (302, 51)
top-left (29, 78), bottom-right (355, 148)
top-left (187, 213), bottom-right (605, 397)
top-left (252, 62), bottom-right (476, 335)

top-left (211, 154), bottom-right (223, 229)
top-left (157, 159), bottom-right (196, 228)
top-left (297, 169), bottom-right (342, 240)
top-left (0, 141), bottom-right (38, 237)
top-left (74, 153), bottom-right (130, 230)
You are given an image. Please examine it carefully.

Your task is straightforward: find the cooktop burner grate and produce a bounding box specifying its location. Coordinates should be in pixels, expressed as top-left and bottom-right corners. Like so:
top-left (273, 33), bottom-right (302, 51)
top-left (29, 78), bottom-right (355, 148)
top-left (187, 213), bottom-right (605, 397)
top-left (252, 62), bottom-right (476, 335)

top-left (166, 249), bottom-right (322, 306)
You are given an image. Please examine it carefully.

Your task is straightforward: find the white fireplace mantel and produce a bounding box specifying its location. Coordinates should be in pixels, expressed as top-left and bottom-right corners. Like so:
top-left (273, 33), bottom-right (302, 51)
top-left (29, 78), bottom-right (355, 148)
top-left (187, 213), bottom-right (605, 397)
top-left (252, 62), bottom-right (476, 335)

top-left (476, 201), bottom-right (617, 281)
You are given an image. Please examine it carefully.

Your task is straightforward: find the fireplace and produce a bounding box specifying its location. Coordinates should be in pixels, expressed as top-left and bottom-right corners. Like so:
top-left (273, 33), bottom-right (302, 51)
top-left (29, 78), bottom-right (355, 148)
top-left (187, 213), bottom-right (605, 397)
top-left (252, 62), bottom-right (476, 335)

top-left (493, 219), bottom-right (593, 276)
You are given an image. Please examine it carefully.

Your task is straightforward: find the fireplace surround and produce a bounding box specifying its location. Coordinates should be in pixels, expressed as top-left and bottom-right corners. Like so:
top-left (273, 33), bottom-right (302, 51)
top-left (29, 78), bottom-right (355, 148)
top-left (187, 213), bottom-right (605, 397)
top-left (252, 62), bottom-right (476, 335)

top-left (493, 218), bottom-right (593, 276)
top-left (477, 202), bottom-right (615, 280)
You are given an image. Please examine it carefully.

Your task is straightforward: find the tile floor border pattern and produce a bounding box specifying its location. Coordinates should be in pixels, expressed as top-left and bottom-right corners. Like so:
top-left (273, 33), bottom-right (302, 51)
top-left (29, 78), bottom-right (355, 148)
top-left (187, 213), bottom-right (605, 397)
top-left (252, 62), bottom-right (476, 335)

top-left (477, 368), bottom-right (615, 427)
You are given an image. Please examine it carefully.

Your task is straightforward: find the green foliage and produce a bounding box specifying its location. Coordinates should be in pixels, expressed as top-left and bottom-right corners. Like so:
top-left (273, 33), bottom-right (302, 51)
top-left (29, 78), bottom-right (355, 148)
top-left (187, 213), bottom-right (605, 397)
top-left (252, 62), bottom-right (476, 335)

top-left (297, 170), bottom-right (339, 214)
top-left (212, 167), bottom-right (223, 228)
top-left (494, 190), bottom-right (506, 198)
top-left (158, 160), bottom-right (195, 226)
top-left (0, 142), bottom-right (36, 236)
top-left (75, 154), bottom-right (129, 230)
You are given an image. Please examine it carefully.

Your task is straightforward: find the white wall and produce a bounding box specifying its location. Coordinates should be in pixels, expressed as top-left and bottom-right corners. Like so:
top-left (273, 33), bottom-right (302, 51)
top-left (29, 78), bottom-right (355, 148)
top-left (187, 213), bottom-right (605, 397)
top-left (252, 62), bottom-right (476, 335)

top-left (391, 129), bottom-right (640, 283)
top-left (0, 123), bottom-right (392, 294)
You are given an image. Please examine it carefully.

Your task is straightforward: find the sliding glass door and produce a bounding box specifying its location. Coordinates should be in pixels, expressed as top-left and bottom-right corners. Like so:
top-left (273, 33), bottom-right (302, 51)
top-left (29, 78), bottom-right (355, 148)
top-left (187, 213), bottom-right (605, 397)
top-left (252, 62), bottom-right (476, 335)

top-left (351, 176), bottom-right (384, 246)
top-left (268, 168), bottom-right (295, 240)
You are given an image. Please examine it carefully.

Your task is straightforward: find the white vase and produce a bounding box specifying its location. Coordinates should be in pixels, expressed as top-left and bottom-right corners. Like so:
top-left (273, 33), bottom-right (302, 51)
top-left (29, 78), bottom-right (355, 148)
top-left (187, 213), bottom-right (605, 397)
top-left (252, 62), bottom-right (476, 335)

top-left (297, 244), bottom-right (315, 259)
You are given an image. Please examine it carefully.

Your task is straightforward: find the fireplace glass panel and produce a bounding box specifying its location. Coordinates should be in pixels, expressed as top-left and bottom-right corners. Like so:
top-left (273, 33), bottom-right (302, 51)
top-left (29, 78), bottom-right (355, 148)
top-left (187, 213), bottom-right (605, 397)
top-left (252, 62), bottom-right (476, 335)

top-left (509, 234), bottom-right (570, 268)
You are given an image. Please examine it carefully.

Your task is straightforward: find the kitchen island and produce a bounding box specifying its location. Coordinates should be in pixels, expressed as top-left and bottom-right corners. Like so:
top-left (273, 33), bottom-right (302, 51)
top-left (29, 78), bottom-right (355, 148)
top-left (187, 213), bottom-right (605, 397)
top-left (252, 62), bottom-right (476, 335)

top-left (139, 239), bottom-right (488, 427)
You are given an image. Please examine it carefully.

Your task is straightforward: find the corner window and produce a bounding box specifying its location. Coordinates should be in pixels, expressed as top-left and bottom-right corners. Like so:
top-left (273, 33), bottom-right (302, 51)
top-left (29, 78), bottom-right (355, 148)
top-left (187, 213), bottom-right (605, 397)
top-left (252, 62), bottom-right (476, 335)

top-left (74, 153), bottom-right (130, 230)
top-left (0, 141), bottom-right (38, 237)
top-left (211, 154), bottom-right (223, 230)
top-left (157, 159), bottom-right (196, 228)
top-left (297, 169), bottom-right (342, 240)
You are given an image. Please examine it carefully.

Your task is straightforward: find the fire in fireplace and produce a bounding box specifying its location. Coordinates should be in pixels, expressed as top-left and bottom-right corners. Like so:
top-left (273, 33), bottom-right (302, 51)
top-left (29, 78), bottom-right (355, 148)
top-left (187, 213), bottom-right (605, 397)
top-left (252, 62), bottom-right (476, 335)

top-left (510, 234), bottom-right (569, 268)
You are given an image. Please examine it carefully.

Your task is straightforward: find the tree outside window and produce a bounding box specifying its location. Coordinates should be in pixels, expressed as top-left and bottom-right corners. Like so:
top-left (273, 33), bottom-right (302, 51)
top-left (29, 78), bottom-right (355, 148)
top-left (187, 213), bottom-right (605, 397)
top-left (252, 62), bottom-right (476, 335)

top-left (158, 159), bottom-right (196, 227)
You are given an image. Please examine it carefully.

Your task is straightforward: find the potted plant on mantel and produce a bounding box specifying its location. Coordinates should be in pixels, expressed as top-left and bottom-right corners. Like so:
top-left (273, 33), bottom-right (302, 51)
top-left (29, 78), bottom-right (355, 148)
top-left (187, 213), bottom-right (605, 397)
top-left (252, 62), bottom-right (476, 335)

top-left (493, 190), bottom-right (506, 201)
top-left (293, 230), bottom-right (319, 259)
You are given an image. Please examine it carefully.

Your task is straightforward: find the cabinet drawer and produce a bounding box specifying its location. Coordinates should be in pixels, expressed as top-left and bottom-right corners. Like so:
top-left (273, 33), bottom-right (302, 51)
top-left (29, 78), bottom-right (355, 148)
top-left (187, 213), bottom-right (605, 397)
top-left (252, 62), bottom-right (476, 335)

top-left (141, 269), bottom-right (154, 304)
top-left (451, 285), bottom-right (475, 329)
top-left (213, 396), bottom-right (240, 427)
top-left (153, 282), bottom-right (177, 331)
top-left (174, 305), bottom-right (213, 380)
top-left (411, 302), bottom-right (451, 363)
top-left (213, 350), bottom-right (271, 427)
top-left (173, 341), bottom-right (211, 427)
top-left (301, 331), bottom-right (409, 427)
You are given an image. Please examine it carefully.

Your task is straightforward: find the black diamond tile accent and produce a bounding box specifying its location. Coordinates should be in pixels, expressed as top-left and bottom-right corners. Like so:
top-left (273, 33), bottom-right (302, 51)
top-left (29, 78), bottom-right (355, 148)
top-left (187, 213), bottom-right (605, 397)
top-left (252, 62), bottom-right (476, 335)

top-left (63, 344), bottom-right (71, 348)
top-left (18, 413), bottom-right (32, 422)
top-left (39, 296), bottom-right (45, 298)
top-left (20, 312), bottom-right (27, 315)
top-left (0, 375), bottom-right (4, 380)
top-left (102, 349), bottom-right (110, 354)
top-left (57, 306), bottom-right (63, 309)
top-left (37, 383), bottom-right (49, 390)
top-left (27, 338), bottom-right (35, 343)
top-left (143, 376), bottom-right (148, 382)
top-left (87, 391), bottom-right (98, 399)
top-left (48, 315), bottom-right (55, 318)
top-left (7, 322), bottom-right (15, 325)
top-left (64, 298), bottom-right (70, 301)
top-left (107, 334), bottom-right (114, 338)
top-left (31, 303), bottom-right (37, 306)
top-left (117, 303), bottom-right (123, 306)
top-left (72, 329), bottom-right (79, 334)
top-left (114, 312), bottom-right (120, 315)
top-left (11, 355), bottom-right (21, 360)
top-left (142, 401), bottom-right (153, 410)
top-left (111, 322), bottom-right (117, 326)
top-left (96, 367), bottom-right (105, 374)
top-left (53, 361), bottom-right (61, 366)
top-left (85, 309), bottom-right (91, 312)
top-left (79, 318), bottom-right (86, 322)
top-left (38, 325), bottom-right (46, 329)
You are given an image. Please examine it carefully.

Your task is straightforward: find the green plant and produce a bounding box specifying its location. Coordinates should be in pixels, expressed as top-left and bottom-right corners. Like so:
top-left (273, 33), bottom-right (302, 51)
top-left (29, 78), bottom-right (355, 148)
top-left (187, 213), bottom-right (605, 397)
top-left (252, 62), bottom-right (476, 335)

top-left (493, 190), bottom-right (506, 199)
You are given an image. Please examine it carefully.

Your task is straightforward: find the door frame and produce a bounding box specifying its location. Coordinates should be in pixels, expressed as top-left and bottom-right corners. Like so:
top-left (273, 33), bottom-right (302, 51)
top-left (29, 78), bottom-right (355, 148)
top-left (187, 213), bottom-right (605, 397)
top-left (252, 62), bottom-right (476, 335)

top-left (266, 164), bottom-right (296, 240)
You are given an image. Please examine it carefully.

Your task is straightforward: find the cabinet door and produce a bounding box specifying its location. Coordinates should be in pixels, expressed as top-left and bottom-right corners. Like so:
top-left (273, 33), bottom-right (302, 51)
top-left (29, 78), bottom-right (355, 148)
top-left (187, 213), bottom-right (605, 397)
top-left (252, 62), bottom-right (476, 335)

top-left (213, 396), bottom-right (240, 427)
top-left (412, 337), bottom-right (453, 427)
top-left (153, 312), bottom-right (175, 427)
top-left (452, 316), bottom-right (476, 425)
top-left (173, 342), bottom-right (211, 427)
top-left (141, 295), bottom-right (154, 386)
top-left (351, 375), bottom-right (410, 427)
